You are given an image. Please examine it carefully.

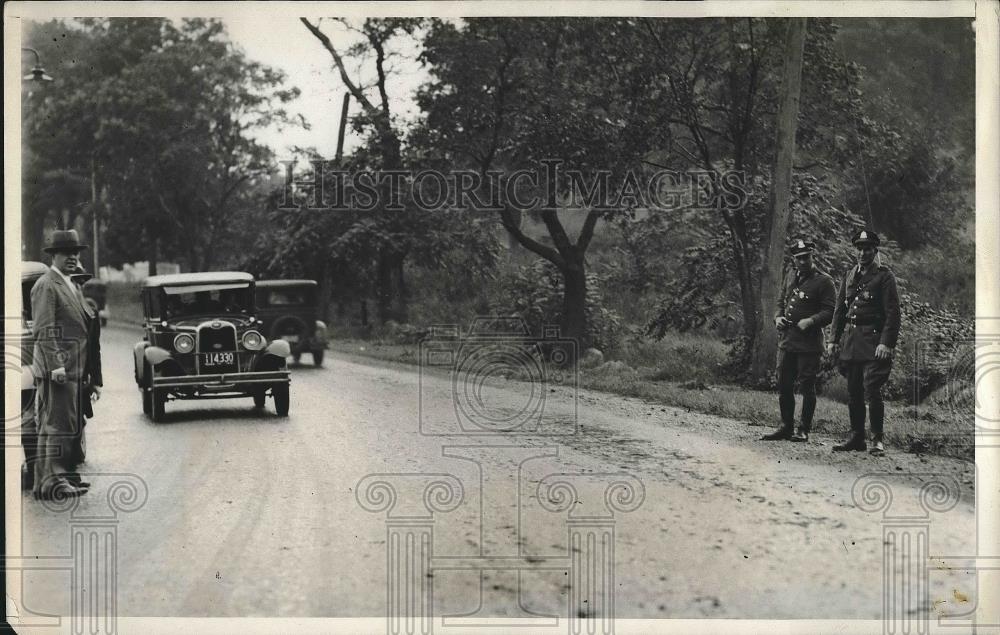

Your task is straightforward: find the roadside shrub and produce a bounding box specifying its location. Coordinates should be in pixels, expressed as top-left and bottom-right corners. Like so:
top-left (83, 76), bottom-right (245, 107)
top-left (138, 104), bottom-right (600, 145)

top-left (491, 259), bottom-right (624, 353)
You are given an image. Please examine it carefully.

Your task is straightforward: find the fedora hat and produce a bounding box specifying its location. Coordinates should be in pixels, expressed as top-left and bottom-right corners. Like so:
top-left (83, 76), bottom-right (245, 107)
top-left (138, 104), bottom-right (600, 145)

top-left (43, 229), bottom-right (88, 254)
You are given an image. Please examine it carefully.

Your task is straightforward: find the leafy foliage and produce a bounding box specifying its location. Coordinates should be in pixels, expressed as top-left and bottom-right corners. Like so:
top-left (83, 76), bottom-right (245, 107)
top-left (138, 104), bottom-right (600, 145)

top-left (22, 18), bottom-right (300, 272)
top-left (492, 259), bottom-right (623, 352)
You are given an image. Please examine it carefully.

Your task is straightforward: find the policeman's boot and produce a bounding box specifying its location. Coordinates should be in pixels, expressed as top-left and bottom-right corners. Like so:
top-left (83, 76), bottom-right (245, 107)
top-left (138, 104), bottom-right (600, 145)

top-left (792, 382), bottom-right (816, 442)
top-left (833, 401), bottom-right (867, 451)
top-left (763, 390), bottom-right (795, 440)
top-left (761, 425), bottom-right (793, 441)
top-left (869, 400), bottom-right (886, 456)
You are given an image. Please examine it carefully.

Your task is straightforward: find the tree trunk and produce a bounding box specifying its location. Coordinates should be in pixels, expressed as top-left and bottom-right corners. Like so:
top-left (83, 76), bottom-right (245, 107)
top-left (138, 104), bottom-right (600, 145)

top-left (560, 260), bottom-right (589, 352)
top-left (376, 252), bottom-right (391, 324)
top-left (750, 18), bottom-right (807, 385)
top-left (391, 255), bottom-right (408, 323)
top-left (148, 237), bottom-right (159, 277)
top-left (376, 250), bottom-right (407, 324)
top-left (317, 259), bottom-right (333, 323)
top-left (24, 207), bottom-right (47, 261)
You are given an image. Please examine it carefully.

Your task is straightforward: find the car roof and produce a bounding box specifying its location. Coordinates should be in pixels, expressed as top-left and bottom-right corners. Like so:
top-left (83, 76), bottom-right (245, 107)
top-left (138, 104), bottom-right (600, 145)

top-left (255, 279), bottom-right (318, 288)
top-left (22, 261), bottom-right (49, 279)
top-left (143, 271), bottom-right (254, 288)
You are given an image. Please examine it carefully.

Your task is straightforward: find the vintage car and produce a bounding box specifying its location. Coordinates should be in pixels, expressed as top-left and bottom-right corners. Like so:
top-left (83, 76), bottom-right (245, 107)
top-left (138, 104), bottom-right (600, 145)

top-left (133, 272), bottom-right (291, 421)
top-left (253, 279), bottom-right (328, 366)
top-left (81, 278), bottom-right (110, 326)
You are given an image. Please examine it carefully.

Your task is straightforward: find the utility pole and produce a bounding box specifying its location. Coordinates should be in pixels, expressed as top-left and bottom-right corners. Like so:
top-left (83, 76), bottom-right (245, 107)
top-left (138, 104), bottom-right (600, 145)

top-left (750, 18), bottom-right (808, 383)
top-left (91, 157), bottom-right (100, 277)
top-left (318, 92), bottom-right (351, 323)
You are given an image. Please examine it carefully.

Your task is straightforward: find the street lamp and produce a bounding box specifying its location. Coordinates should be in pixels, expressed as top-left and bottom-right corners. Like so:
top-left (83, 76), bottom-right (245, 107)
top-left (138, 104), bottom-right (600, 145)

top-left (22, 47), bottom-right (54, 82)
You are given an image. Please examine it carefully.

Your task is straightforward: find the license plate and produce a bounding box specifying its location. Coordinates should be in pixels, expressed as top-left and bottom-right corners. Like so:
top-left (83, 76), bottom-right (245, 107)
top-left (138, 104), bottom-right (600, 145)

top-left (202, 352), bottom-right (235, 366)
top-left (282, 335), bottom-right (299, 343)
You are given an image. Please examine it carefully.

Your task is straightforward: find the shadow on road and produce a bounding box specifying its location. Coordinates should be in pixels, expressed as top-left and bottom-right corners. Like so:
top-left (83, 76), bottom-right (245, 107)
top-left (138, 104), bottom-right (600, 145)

top-left (143, 405), bottom-right (288, 425)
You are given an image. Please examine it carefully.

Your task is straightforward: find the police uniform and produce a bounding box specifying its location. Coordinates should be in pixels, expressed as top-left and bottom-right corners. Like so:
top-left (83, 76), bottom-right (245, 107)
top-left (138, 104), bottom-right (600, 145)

top-left (762, 239), bottom-right (836, 441)
top-left (829, 230), bottom-right (900, 452)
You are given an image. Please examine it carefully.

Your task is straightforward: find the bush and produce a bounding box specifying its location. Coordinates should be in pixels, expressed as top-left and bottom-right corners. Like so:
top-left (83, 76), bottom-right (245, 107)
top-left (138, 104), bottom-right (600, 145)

top-left (490, 259), bottom-right (624, 352)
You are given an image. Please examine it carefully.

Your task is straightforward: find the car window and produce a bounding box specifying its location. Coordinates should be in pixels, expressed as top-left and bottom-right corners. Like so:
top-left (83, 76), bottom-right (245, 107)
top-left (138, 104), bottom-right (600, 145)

top-left (160, 285), bottom-right (252, 318)
top-left (267, 290), bottom-right (309, 306)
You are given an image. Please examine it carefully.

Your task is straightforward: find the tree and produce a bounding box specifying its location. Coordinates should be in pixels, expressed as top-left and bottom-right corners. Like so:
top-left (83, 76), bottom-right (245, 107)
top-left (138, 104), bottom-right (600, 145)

top-left (22, 18), bottom-right (300, 273)
top-left (300, 17), bottom-right (421, 323)
top-left (417, 18), bottom-right (674, 347)
top-left (750, 18), bottom-right (807, 384)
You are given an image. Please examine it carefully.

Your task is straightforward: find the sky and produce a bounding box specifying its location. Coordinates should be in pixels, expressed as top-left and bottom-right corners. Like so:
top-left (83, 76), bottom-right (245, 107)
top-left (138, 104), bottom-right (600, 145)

top-left (221, 17), bottom-right (427, 161)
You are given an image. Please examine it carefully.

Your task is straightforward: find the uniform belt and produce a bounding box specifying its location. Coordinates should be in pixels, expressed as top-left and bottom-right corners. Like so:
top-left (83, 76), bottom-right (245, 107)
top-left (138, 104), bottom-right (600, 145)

top-left (848, 319), bottom-right (881, 327)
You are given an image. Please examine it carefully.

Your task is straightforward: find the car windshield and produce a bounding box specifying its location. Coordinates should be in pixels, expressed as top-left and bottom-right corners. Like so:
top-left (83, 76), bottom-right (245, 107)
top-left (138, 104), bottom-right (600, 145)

top-left (159, 283), bottom-right (253, 318)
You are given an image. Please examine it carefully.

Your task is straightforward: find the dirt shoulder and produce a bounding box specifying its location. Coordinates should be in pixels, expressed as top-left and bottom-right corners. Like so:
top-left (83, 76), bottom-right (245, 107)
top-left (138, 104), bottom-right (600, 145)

top-left (326, 338), bottom-right (975, 474)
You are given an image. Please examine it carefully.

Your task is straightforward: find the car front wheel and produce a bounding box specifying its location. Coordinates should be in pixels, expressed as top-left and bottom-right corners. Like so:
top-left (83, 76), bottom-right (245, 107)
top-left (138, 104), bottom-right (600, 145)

top-left (273, 383), bottom-right (289, 417)
top-left (151, 389), bottom-right (167, 422)
top-left (142, 388), bottom-right (152, 415)
top-left (252, 389), bottom-right (266, 409)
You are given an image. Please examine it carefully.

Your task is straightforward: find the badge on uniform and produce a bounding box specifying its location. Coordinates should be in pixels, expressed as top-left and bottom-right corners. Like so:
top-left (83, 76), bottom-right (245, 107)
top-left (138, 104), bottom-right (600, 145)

top-left (798, 291), bottom-right (805, 298)
top-left (862, 291), bottom-right (871, 300)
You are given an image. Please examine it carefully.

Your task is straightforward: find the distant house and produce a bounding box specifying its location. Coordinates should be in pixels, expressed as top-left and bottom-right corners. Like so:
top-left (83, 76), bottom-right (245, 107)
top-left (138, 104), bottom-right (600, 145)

top-left (100, 262), bottom-right (180, 282)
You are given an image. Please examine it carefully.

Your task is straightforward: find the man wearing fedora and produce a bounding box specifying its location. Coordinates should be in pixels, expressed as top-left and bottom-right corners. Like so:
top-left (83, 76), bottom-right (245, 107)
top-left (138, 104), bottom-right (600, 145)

top-left (30, 229), bottom-right (97, 499)
top-left (761, 239), bottom-right (836, 443)
top-left (827, 229), bottom-right (901, 455)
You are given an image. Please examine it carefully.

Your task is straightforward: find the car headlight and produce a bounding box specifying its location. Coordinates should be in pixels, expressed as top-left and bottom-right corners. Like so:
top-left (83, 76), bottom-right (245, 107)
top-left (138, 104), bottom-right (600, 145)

top-left (242, 329), bottom-right (265, 351)
top-left (173, 333), bottom-right (195, 354)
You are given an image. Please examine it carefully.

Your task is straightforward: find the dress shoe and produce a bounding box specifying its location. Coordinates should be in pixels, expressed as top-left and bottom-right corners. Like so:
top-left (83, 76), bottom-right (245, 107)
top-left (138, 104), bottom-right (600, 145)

top-left (870, 440), bottom-right (885, 456)
top-left (833, 436), bottom-right (867, 452)
top-left (34, 482), bottom-right (87, 501)
top-left (65, 473), bottom-right (91, 489)
top-left (790, 428), bottom-right (809, 442)
top-left (761, 426), bottom-right (793, 441)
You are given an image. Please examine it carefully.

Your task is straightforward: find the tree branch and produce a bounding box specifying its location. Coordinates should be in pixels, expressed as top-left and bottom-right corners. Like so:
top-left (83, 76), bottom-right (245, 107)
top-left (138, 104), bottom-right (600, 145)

top-left (300, 18), bottom-right (379, 117)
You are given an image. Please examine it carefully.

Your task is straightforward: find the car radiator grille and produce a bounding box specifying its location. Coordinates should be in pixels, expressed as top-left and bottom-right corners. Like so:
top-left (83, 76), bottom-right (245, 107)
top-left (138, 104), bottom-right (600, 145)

top-left (197, 324), bottom-right (238, 353)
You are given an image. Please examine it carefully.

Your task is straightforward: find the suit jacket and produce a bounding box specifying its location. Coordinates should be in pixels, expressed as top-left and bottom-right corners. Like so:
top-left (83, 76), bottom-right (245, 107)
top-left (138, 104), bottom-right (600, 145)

top-left (30, 268), bottom-right (92, 382)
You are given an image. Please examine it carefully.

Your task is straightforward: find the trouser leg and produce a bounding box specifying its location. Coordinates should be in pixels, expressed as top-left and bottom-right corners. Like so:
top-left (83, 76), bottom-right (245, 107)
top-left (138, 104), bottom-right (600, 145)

top-left (845, 363), bottom-right (867, 436)
top-left (864, 360), bottom-right (893, 439)
top-left (777, 351), bottom-right (798, 428)
top-left (797, 353), bottom-right (820, 432)
top-left (33, 379), bottom-right (79, 496)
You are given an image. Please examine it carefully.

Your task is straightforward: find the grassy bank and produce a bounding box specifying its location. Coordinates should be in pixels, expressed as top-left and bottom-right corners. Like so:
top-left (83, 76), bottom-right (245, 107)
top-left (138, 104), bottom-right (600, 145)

top-left (328, 336), bottom-right (973, 462)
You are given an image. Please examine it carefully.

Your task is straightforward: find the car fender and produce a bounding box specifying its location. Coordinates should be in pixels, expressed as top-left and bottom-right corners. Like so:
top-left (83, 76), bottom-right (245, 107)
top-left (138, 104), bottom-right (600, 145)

top-left (265, 339), bottom-right (291, 358)
top-left (143, 346), bottom-right (172, 367)
top-left (21, 365), bottom-right (35, 391)
top-left (133, 342), bottom-right (150, 384)
top-left (314, 320), bottom-right (328, 346)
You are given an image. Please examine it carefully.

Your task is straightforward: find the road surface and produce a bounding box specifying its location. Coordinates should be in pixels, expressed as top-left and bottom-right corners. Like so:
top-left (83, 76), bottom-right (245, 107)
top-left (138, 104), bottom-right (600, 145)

top-left (10, 326), bottom-right (978, 624)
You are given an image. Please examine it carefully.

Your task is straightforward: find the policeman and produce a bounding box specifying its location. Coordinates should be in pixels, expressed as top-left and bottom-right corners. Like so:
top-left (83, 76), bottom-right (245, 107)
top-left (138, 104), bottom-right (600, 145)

top-left (827, 229), bottom-right (901, 455)
top-left (762, 239), bottom-right (836, 442)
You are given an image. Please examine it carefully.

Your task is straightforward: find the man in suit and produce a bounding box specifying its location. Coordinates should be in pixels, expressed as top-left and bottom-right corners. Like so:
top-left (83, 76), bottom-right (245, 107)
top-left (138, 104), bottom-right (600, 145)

top-left (827, 229), bottom-right (901, 456)
top-left (761, 239), bottom-right (836, 443)
top-left (31, 230), bottom-right (95, 499)
top-left (70, 265), bottom-right (103, 467)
